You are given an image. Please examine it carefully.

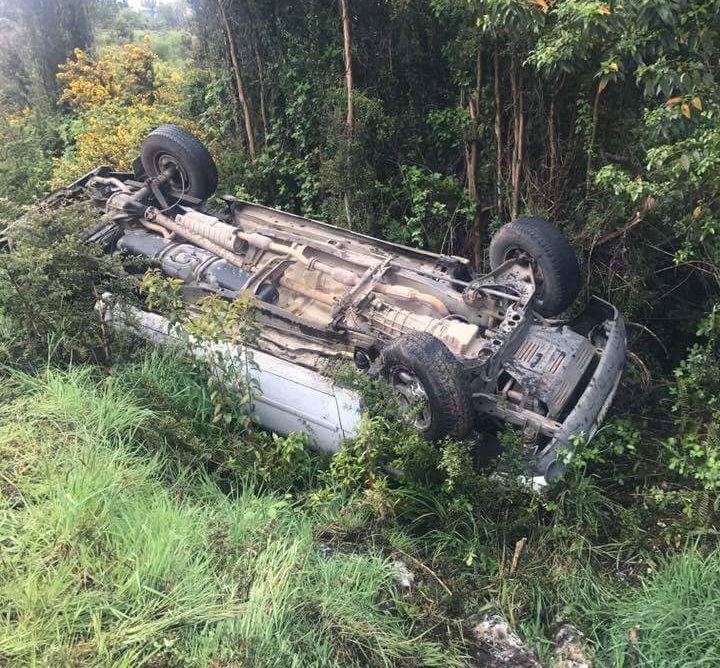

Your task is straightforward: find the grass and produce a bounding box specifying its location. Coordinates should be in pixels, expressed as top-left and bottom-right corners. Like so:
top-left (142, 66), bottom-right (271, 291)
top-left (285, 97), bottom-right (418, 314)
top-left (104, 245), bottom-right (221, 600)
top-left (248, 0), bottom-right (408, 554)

top-left (603, 547), bottom-right (720, 667)
top-left (0, 364), bottom-right (462, 667)
top-left (0, 353), bottom-right (718, 667)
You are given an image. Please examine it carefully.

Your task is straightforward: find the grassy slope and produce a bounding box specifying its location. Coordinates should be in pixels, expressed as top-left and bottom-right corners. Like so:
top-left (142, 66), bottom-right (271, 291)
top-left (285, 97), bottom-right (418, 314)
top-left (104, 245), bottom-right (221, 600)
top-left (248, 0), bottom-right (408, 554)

top-left (0, 363), bottom-right (459, 668)
top-left (0, 355), bottom-right (718, 667)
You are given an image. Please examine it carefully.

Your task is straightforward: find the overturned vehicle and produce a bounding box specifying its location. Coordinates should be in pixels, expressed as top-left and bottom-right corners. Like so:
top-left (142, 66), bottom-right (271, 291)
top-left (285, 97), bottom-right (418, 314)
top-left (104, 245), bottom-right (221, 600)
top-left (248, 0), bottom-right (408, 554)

top-left (64, 125), bottom-right (624, 485)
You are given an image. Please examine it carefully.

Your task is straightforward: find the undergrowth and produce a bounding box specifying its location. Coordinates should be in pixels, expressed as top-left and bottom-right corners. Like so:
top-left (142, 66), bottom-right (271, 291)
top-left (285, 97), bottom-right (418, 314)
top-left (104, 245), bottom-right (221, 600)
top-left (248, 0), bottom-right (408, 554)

top-left (0, 194), bottom-right (718, 666)
top-left (0, 364), bottom-right (463, 667)
top-left (0, 332), bottom-right (718, 667)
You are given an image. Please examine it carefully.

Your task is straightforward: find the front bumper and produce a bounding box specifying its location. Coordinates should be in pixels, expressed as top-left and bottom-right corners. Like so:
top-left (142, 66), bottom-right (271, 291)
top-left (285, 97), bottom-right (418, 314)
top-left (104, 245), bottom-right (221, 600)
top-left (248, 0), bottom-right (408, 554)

top-left (530, 297), bottom-right (626, 486)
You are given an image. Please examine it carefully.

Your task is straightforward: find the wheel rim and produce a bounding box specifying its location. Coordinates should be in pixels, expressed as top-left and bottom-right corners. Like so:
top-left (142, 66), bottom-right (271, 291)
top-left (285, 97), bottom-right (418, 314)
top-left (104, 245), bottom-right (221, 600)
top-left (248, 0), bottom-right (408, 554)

top-left (504, 247), bottom-right (545, 304)
top-left (155, 153), bottom-right (189, 194)
top-left (389, 365), bottom-right (432, 431)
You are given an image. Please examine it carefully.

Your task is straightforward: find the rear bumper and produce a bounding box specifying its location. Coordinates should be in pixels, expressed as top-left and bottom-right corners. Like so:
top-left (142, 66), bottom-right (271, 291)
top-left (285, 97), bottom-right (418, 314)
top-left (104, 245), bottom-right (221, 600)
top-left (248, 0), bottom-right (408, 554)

top-left (530, 297), bottom-right (626, 486)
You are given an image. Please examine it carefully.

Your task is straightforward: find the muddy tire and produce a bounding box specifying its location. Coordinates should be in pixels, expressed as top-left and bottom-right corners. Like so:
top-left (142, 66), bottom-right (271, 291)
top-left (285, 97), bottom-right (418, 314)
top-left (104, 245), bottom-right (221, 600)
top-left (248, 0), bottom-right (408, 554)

top-left (489, 216), bottom-right (580, 317)
top-left (379, 332), bottom-right (472, 441)
top-left (141, 124), bottom-right (218, 201)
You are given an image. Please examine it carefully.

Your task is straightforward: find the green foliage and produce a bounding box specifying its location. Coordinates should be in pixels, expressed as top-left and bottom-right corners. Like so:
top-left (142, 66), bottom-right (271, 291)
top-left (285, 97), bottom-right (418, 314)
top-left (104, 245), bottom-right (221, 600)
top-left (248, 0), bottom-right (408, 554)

top-left (138, 271), bottom-right (322, 490)
top-left (0, 200), bottom-right (127, 366)
top-left (604, 547), bottom-right (720, 667)
top-left (51, 40), bottom-right (202, 185)
top-left (95, 6), bottom-right (147, 45)
top-left (473, 0), bottom-right (546, 42)
top-left (0, 109), bottom-right (67, 219)
top-left (0, 366), bottom-right (461, 667)
top-left (319, 90), bottom-right (393, 231)
top-left (529, 0), bottom-right (618, 77)
top-left (386, 165), bottom-right (474, 250)
top-left (141, 270), bottom-right (259, 434)
top-left (140, 267), bottom-right (184, 319)
top-left (666, 341), bottom-right (720, 491)
top-left (4, 0), bottom-right (720, 664)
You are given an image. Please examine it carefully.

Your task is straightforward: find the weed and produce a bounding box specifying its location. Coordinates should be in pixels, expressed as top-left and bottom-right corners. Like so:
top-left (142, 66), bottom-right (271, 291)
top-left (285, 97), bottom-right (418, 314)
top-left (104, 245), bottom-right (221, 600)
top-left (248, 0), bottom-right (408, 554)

top-left (603, 547), bottom-right (720, 667)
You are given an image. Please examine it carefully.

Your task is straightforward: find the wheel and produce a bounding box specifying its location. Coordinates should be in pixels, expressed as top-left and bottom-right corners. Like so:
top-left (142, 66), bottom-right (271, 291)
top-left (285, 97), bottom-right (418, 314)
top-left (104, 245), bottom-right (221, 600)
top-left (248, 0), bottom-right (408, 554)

top-left (489, 216), bottom-right (580, 317)
top-left (140, 124), bottom-right (218, 201)
top-left (379, 332), bottom-right (472, 441)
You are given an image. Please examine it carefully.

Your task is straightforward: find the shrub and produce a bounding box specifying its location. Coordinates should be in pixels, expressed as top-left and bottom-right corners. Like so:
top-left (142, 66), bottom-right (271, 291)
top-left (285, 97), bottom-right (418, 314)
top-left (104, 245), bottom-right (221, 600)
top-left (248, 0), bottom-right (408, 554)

top-left (0, 199), bottom-right (127, 367)
top-left (52, 41), bottom-right (203, 185)
top-left (666, 342), bottom-right (720, 490)
top-left (0, 108), bottom-right (66, 219)
top-left (664, 309), bottom-right (720, 491)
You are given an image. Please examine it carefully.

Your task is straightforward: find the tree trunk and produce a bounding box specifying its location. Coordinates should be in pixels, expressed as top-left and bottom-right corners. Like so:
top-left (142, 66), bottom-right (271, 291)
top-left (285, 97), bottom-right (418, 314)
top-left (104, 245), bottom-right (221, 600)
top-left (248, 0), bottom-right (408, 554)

top-left (244, 0), bottom-right (269, 142)
top-left (220, 29), bottom-right (242, 135)
top-left (467, 46), bottom-right (483, 269)
top-left (509, 53), bottom-right (524, 220)
top-left (586, 79), bottom-right (604, 192)
top-left (339, 0), bottom-right (354, 227)
top-left (548, 91), bottom-right (558, 196)
top-left (217, 0), bottom-right (257, 161)
top-left (517, 84), bottom-right (525, 216)
top-left (493, 44), bottom-right (503, 217)
top-left (340, 0), bottom-right (354, 131)
top-left (253, 40), bottom-right (269, 139)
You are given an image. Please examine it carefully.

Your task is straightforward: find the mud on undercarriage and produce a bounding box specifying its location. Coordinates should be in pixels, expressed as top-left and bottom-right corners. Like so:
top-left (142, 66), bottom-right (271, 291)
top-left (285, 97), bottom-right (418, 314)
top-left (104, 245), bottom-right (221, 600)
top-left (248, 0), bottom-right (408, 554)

top-left (65, 125), bottom-right (625, 485)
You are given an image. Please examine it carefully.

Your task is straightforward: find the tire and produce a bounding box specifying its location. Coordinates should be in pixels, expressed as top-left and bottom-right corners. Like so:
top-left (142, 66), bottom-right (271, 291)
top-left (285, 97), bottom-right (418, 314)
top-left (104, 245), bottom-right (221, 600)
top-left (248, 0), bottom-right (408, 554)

top-left (379, 332), bottom-right (472, 441)
top-left (489, 216), bottom-right (580, 317)
top-left (140, 124), bottom-right (218, 201)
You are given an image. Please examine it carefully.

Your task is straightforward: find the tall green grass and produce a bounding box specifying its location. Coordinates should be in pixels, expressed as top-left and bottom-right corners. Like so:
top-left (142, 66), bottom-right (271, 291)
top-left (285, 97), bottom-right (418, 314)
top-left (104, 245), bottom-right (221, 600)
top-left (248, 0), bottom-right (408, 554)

top-left (0, 364), bottom-right (461, 667)
top-left (1, 356), bottom-right (717, 667)
top-left (603, 547), bottom-right (720, 667)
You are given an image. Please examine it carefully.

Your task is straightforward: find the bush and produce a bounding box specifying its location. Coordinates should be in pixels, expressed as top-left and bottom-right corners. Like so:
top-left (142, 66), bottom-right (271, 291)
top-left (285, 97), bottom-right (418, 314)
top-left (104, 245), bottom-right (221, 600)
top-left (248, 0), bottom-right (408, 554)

top-left (0, 108), bottom-right (66, 219)
top-left (52, 41), bottom-right (203, 185)
top-left (665, 309), bottom-right (720, 491)
top-left (0, 199), bottom-right (126, 367)
top-left (665, 346), bottom-right (720, 489)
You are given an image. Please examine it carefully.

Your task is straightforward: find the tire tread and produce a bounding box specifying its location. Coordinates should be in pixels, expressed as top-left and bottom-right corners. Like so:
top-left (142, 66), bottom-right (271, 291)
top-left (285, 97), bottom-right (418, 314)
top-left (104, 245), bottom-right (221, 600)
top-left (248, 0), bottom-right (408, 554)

top-left (141, 124), bottom-right (218, 200)
top-left (380, 332), bottom-right (472, 440)
top-left (489, 216), bottom-right (580, 316)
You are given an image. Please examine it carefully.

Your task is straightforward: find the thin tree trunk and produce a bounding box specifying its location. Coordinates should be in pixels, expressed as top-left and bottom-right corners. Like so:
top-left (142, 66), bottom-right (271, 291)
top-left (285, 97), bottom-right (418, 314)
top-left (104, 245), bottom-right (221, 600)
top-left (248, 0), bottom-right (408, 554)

top-left (467, 123), bottom-right (478, 201)
top-left (339, 0), bottom-right (353, 227)
top-left (586, 79), bottom-right (604, 192)
top-left (254, 41), bottom-right (269, 139)
top-left (467, 47), bottom-right (483, 269)
top-left (218, 0), bottom-right (257, 161)
top-left (493, 44), bottom-right (503, 216)
top-left (244, 0), bottom-right (269, 141)
top-left (221, 29), bottom-right (241, 135)
top-left (548, 91), bottom-right (558, 194)
top-left (517, 82), bottom-right (525, 217)
top-left (340, 0), bottom-right (354, 130)
top-left (509, 53), bottom-right (524, 219)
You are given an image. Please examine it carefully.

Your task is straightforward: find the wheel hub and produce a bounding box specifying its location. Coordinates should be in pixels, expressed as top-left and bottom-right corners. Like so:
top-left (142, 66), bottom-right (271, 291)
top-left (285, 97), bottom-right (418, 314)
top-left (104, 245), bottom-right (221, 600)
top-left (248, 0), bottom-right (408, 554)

top-left (390, 366), bottom-right (432, 431)
top-left (504, 248), bottom-right (544, 302)
top-left (156, 153), bottom-right (188, 193)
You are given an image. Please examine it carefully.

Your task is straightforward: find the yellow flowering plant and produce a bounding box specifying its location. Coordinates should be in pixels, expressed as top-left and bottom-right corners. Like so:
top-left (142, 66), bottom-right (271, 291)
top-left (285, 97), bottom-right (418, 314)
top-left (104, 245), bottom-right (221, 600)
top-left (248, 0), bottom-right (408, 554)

top-left (53, 38), bottom-right (204, 186)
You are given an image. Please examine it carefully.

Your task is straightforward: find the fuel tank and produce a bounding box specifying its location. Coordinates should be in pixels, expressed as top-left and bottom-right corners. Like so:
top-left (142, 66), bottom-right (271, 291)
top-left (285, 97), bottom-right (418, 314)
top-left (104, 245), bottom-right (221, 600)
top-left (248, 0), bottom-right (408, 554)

top-left (117, 229), bottom-right (278, 302)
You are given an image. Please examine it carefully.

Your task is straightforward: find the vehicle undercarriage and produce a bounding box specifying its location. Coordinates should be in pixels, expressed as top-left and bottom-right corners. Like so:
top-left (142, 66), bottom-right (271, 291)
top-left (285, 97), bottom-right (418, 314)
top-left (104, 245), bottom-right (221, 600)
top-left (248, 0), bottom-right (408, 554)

top-left (55, 125), bottom-right (625, 484)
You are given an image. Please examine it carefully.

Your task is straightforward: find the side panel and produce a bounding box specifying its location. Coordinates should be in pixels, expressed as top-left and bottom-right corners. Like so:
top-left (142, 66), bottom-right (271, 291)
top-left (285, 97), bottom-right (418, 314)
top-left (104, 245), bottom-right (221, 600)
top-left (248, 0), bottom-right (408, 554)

top-left (109, 307), bottom-right (362, 451)
top-left (249, 349), bottom-right (362, 451)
